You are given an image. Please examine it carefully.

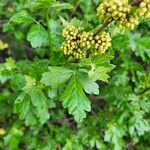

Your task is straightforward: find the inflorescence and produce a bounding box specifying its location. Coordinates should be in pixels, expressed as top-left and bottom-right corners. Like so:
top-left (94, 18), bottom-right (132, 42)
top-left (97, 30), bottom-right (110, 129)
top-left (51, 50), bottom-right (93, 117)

top-left (61, 0), bottom-right (150, 59)
top-left (136, 0), bottom-right (150, 18)
top-left (97, 0), bottom-right (150, 30)
top-left (61, 24), bottom-right (111, 59)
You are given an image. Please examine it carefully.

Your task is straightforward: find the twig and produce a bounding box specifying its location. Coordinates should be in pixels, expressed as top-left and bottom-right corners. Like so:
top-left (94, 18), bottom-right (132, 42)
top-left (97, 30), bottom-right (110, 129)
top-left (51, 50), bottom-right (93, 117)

top-left (93, 19), bottom-right (112, 36)
top-left (89, 95), bottom-right (105, 101)
top-left (0, 83), bottom-right (6, 91)
top-left (138, 87), bottom-right (150, 97)
top-left (0, 19), bottom-right (8, 23)
top-left (70, 0), bottom-right (82, 18)
top-left (131, 0), bottom-right (142, 6)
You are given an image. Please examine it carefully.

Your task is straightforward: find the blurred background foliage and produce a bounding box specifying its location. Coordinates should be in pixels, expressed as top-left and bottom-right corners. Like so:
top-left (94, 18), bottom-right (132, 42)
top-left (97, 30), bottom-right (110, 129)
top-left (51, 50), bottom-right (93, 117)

top-left (0, 0), bottom-right (150, 149)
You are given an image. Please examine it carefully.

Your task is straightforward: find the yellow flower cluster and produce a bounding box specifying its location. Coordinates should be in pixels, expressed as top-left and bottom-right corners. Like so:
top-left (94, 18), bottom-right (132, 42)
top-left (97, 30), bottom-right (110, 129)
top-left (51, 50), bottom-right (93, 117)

top-left (97, 0), bottom-right (131, 21)
top-left (117, 15), bottom-right (139, 30)
top-left (136, 0), bottom-right (150, 18)
top-left (62, 24), bottom-right (83, 40)
top-left (61, 25), bottom-right (112, 59)
top-left (0, 128), bottom-right (6, 135)
top-left (0, 40), bottom-right (8, 50)
top-left (61, 24), bottom-right (85, 59)
top-left (93, 31), bottom-right (111, 55)
top-left (97, 0), bottom-right (150, 30)
top-left (97, 0), bottom-right (139, 30)
top-left (79, 31), bottom-right (94, 49)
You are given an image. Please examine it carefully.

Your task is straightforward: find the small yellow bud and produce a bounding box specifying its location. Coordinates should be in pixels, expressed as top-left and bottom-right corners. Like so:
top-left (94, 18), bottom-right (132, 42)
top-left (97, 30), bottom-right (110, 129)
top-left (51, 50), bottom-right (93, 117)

top-left (141, 7), bottom-right (147, 13)
top-left (140, 2), bottom-right (146, 7)
top-left (0, 128), bottom-right (6, 135)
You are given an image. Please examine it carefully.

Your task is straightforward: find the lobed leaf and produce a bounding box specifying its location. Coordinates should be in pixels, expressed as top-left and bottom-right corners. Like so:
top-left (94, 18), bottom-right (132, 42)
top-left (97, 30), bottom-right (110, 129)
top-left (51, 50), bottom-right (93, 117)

top-left (61, 75), bottom-right (91, 123)
top-left (10, 10), bottom-right (34, 24)
top-left (27, 24), bottom-right (48, 48)
top-left (41, 67), bottom-right (73, 87)
top-left (14, 92), bottom-right (30, 119)
top-left (77, 71), bottom-right (99, 95)
top-left (50, 3), bottom-right (74, 10)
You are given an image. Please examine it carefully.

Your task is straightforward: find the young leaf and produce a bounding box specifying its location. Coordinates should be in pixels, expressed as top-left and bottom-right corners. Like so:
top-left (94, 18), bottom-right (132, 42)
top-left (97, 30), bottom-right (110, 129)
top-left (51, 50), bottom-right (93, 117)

top-left (88, 66), bottom-right (111, 83)
top-left (80, 50), bottom-right (114, 67)
top-left (50, 3), bottom-right (74, 10)
top-left (4, 57), bottom-right (16, 70)
top-left (27, 24), bottom-right (48, 48)
top-left (61, 75), bottom-right (91, 123)
top-left (91, 50), bottom-right (114, 67)
top-left (41, 67), bottom-right (73, 87)
top-left (59, 16), bottom-right (68, 26)
top-left (77, 71), bottom-right (99, 95)
top-left (10, 10), bottom-right (34, 24)
top-left (23, 75), bottom-right (36, 89)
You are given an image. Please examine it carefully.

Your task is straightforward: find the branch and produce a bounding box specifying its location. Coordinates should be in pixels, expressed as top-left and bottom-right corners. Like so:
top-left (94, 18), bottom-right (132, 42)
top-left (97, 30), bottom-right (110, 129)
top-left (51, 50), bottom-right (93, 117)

top-left (138, 87), bottom-right (150, 97)
top-left (0, 83), bottom-right (7, 91)
top-left (0, 19), bottom-right (8, 23)
top-left (93, 19), bottom-right (112, 36)
top-left (70, 0), bottom-right (82, 18)
top-left (93, 0), bottom-right (143, 35)
top-left (131, 0), bottom-right (142, 6)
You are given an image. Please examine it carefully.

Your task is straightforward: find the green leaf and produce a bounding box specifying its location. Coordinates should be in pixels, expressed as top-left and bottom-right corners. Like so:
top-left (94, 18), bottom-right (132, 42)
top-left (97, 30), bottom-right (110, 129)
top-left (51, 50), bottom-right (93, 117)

top-left (25, 110), bottom-right (37, 126)
top-left (104, 124), bottom-right (125, 150)
top-left (4, 57), bottom-right (16, 70)
top-left (31, 0), bottom-right (56, 10)
top-left (23, 75), bottom-right (36, 90)
top-left (48, 19), bottom-right (63, 49)
top-left (50, 3), bottom-right (74, 10)
top-left (0, 70), bottom-right (13, 84)
top-left (91, 51), bottom-right (114, 67)
top-left (35, 107), bottom-right (50, 124)
top-left (37, 0), bottom-right (56, 4)
top-left (41, 67), bottom-right (73, 87)
top-left (10, 10), bottom-right (34, 24)
top-left (63, 139), bottom-right (73, 150)
top-left (112, 34), bottom-right (129, 50)
top-left (11, 74), bottom-right (26, 91)
top-left (27, 24), bottom-right (48, 48)
top-left (129, 33), bottom-right (150, 61)
top-left (27, 88), bottom-right (50, 124)
top-left (4, 128), bottom-right (23, 150)
top-left (137, 36), bottom-right (150, 48)
top-left (61, 75), bottom-right (91, 123)
top-left (78, 51), bottom-right (115, 84)
top-left (77, 71), bottom-right (99, 95)
top-left (88, 66), bottom-right (111, 83)
top-left (129, 111), bottom-right (150, 137)
top-left (48, 89), bottom-right (57, 98)
top-left (29, 88), bottom-right (46, 108)
top-left (59, 16), bottom-right (68, 26)
top-left (79, 50), bottom-right (114, 68)
top-left (14, 92), bottom-right (30, 119)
